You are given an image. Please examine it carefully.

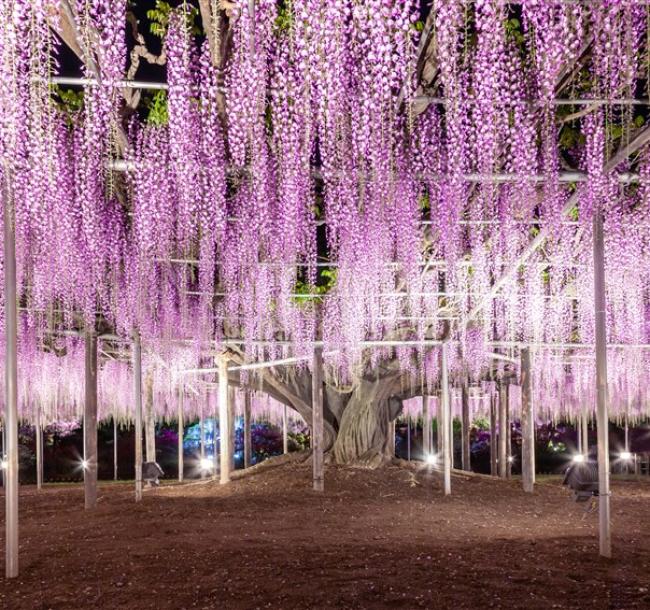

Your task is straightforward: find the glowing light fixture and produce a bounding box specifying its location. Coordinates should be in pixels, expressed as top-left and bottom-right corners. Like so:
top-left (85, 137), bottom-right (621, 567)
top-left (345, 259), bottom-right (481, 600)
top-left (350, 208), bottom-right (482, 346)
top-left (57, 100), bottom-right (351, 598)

top-left (620, 451), bottom-right (633, 461)
top-left (572, 454), bottom-right (586, 464)
top-left (0, 459), bottom-right (7, 470)
top-left (426, 454), bottom-right (438, 466)
top-left (81, 459), bottom-right (89, 470)
top-left (200, 457), bottom-right (213, 471)
top-left (507, 456), bottom-right (514, 463)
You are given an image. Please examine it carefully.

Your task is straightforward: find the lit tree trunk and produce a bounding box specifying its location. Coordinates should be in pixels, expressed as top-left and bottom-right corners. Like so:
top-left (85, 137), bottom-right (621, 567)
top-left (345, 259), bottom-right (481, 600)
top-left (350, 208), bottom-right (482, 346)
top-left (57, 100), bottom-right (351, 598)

top-left (331, 378), bottom-right (402, 468)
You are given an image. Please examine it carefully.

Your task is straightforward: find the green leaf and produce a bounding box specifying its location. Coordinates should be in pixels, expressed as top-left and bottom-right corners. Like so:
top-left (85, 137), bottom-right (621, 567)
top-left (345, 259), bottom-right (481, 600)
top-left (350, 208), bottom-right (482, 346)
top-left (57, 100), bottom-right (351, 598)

top-left (145, 90), bottom-right (169, 125)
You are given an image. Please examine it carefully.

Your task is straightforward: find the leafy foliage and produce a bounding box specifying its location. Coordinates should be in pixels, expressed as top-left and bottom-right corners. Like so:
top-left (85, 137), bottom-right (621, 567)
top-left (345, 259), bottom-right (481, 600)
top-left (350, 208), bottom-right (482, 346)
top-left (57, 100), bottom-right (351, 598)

top-left (144, 90), bottom-right (169, 125)
top-left (147, 0), bottom-right (200, 38)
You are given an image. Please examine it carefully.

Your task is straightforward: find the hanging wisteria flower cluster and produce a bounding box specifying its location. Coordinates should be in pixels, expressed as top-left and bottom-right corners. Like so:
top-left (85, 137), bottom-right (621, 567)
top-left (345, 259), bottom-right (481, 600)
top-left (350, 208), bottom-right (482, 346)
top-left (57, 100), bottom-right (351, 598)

top-left (1, 0), bottom-right (650, 425)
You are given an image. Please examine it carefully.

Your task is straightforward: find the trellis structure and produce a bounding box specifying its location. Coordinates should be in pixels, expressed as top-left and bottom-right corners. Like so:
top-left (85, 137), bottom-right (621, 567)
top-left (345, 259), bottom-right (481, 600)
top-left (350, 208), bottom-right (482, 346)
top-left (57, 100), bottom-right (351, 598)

top-left (2, 0), bottom-right (650, 577)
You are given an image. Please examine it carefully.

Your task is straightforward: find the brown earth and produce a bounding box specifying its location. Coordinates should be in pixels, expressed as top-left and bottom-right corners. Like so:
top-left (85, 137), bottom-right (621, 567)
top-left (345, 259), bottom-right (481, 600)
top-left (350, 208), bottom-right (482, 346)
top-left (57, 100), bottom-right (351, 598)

top-left (0, 456), bottom-right (649, 609)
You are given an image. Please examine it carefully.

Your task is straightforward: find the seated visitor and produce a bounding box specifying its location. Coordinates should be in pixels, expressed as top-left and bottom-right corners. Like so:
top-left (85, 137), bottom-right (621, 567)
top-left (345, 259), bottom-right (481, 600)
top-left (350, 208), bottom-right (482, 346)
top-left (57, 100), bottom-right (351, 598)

top-left (142, 461), bottom-right (164, 487)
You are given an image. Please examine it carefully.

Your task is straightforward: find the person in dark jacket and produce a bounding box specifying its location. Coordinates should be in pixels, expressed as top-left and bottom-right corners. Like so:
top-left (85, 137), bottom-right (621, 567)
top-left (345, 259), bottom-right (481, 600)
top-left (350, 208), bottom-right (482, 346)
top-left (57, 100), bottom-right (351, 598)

top-left (142, 462), bottom-right (164, 487)
top-left (563, 446), bottom-right (599, 511)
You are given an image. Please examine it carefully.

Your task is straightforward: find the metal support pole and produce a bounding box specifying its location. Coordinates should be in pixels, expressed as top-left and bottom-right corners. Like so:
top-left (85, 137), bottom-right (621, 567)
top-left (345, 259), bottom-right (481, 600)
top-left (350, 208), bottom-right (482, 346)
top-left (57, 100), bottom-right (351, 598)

top-left (490, 392), bottom-right (498, 476)
top-left (84, 331), bottom-right (98, 510)
top-left (36, 406), bottom-right (43, 490)
top-left (581, 413), bottom-right (589, 455)
top-left (506, 402), bottom-right (512, 479)
top-left (228, 387), bottom-right (236, 472)
top-left (407, 415), bottom-right (411, 461)
top-left (282, 404), bottom-right (289, 454)
top-left (593, 209), bottom-right (611, 558)
top-left (521, 348), bottom-right (535, 493)
top-left (144, 376), bottom-right (156, 463)
top-left (178, 390), bottom-right (184, 483)
top-left (133, 332), bottom-right (143, 502)
top-left (244, 390), bottom-right (252, 468)
top-left (498, 382), bottom-right (508, 479)
top-left (218, 355), bottom-right (231, 484)
top-left (312, 346), bottom-right (324, 492)
top-left (422, 396), bottom-right (431, 457)
top-left (4, 168), bottom-right (19, 577)
top-left (461, 377), bottom-right (471, 471)
top-left (199, 408), bottom-right (206, 479)
top-left (113, 417), bottom-right (118, 481)
top-left (440, 343), bottom-right (451, 495)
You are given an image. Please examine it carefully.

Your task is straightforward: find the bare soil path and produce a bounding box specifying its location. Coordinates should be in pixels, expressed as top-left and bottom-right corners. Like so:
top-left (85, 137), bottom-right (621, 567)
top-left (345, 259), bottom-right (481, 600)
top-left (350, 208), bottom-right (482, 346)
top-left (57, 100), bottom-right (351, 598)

top-left (0, 460), bottom-right (648, 609)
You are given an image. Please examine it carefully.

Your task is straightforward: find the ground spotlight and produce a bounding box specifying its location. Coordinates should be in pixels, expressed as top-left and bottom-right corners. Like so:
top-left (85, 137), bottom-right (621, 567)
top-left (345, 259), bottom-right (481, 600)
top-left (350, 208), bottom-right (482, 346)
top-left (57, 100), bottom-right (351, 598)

top-left (200, 457), bottom-right (214, 471)
top-left (620, 451), bottom-right (633, 461)
top-left (81, 459), bottom-right (89, 470)
top-left (426, 454), bottom-right (438, 466)
top-left (572, 454), bottom-right (585, 464)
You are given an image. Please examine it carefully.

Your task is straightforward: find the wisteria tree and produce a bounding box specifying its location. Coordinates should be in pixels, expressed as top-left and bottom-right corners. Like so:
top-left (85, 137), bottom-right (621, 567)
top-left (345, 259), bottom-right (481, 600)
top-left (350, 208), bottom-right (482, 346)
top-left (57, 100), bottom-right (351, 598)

top-left (2, 1), bottom-right (650, 467)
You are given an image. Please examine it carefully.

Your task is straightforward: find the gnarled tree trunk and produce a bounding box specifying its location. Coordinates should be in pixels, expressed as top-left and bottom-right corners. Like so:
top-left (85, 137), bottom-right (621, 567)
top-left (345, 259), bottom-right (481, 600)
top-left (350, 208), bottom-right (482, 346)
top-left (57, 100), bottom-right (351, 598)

top-left (332, 379), bottom-right (402, 468)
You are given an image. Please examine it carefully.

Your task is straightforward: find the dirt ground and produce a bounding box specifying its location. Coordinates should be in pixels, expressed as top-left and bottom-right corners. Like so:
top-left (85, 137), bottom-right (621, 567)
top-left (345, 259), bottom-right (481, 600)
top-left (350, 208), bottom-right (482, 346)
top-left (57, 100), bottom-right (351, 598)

top-left (0, 456), bottom-right (649, 610)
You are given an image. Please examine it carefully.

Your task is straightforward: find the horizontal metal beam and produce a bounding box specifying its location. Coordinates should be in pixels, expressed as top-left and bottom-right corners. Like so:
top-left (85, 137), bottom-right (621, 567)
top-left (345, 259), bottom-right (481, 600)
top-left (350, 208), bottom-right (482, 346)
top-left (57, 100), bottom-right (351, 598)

top-left (109, 159), bottom-right (643, 184)
top-left (415, 96), bottom-right (650, 107)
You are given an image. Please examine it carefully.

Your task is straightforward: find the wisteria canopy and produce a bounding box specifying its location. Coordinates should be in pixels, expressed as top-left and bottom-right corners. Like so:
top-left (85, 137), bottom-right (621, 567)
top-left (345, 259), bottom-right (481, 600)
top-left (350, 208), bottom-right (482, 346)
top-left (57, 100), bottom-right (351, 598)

top-left (1, 0), bottom-right (649, 462)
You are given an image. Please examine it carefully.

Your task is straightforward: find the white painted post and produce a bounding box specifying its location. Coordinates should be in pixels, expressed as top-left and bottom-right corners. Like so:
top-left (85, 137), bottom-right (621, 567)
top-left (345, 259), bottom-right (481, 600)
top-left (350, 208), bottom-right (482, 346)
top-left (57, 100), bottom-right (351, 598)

top-left (581, 413), bottom-right (589, 455)
top-left (282, 404), bottom-right (289, 454)
top-left (490, 391), bottom-right (497, 476)
top-left (36, 406), bottom-right (43, 490)
top-left (498, 382), bottom-right (508, 479)
top-left (389, 419), bottom-right (396, 457)
top-left (422, 396), bottom-right (431, 457)
top-left (244, 390), bottom-right (252, 468)
top-left (218, 355), bottom-right (231, 484)
top-left (461, 376), bottom-right (470, 471)
top-left (84, 331), bottom-right (98, 510)
top-left (407, 415), bottom-right (411, 461)
top-left (228, 387), bottom-right (236, 472)
top-left (312, 346), bottom-right (324, 492)
top-left (440, 343), bottom-right (451, 495)
top-left (133, 332), bottom-right (143, 502)
top-left (506, 400), bottom-right (512, 479)
top-left (113, 417), bottom-right (118, 481)
top-left (4, 167), bottom-right (19, 577)
top-left (199, 408), bottom-right (206, 479)
top-left (593, 209), bottom-right (611, 558)
top-left (178, 389), bottom-right (184, 483)
top-left (521, 348), bottom-right (535, 493)
top-left (144, 375), bottom-right (156, 463)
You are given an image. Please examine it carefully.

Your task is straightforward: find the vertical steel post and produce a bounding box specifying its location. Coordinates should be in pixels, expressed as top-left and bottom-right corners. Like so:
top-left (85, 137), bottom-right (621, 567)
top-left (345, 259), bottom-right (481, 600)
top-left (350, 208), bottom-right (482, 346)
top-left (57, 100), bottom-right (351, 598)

top-left (113, 417), bottom-right (118, 481)
top-left (36, 406), bottom-right (43, 490)
top-left (244, 390), bottom-right (252, 468)
top-left (593, 209), bottom-right (611, 558)
top-left (282, 404), bottom-right (288, 454)
top-left (218, 355), bottom-right (231, 484)
top-left (461, 376), bottom-right (470, 471)
top-left (178, 389), bottom-right (184, 483)
top-left (133, 332), bottom-right (143, 502)
top-left (4, 169), bottom-right (19, 577)
top-left (440, 343), bottom-right (451, 495)
top-left (490, 391), bottom-right (498, 476)
top-left (498, 382), bottom-right (508, 479)
top-left (407, 415), bottom-right (411, 461)
top-left (312, 346), bottom-right (324, 492)
top-left (521, 348), bottom-right (535, 493)
top-left (422, 396), bottom-right (430, 457)
top-left (84, 332), bottom-right (98, 510)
